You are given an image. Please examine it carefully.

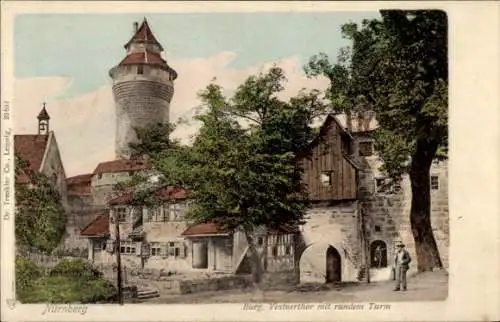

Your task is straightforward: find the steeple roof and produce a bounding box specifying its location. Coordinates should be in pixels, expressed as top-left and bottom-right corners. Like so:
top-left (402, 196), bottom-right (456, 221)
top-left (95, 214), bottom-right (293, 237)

top-left (37, 103), bottom-right (50, 120)
top-left (124, 18), bottom-right (164, 51)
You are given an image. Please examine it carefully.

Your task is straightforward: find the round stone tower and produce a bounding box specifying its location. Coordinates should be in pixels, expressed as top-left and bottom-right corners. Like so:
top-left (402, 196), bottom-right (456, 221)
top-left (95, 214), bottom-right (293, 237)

top-left (109, 18), bottom-right (177, 159)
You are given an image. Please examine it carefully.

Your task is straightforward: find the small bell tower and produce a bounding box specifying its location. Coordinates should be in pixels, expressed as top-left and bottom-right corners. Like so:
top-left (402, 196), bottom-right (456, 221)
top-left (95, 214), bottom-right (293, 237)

top-left (37, 102), bottom-right (50, 135)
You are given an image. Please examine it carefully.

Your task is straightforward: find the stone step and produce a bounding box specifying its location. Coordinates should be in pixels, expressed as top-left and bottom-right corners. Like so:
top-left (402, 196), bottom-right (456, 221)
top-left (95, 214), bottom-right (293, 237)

top-left (137, 289), bottom-right (160, 300)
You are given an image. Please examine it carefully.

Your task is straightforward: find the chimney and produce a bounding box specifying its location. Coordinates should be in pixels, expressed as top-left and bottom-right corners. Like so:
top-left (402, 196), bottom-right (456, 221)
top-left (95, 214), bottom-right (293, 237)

top-left (133, 22), bottom-right (139, 33)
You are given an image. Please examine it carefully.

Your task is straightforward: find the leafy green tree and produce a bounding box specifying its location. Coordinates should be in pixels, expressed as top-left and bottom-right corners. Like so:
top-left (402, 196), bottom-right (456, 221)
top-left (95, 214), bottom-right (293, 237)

top-left (155, 67), bottom-right (326, 285)
top-left (306, 10), bottom-right (447, 271)
top-left (15, 154), bottom-right (68, 254)
top-left (128, 122), bottom-right (177, 160)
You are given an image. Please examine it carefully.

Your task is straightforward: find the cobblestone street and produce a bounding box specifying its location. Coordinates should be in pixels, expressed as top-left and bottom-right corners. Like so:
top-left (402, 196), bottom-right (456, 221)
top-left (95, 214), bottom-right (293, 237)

top-left (145, 270), bottom-right (448, 304)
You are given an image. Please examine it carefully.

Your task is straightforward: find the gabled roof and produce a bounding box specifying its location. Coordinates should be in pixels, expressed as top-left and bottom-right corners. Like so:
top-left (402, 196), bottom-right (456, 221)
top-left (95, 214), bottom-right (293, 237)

top-left (80, 213), bottom-right (110, 237)
top-left (313, 114), bottom-right (354, 145)
top-left (109, 185), bottom-right (190, 206)
top-left (14, 134), bottom-right (50, 184)
top-left (93, 159), bottom-right (150, 175)
top-left (66, 173), bottom-right (92, 196)
top-left (66, 173), bottom-right (92, 185)
top-left (124, 19), bottom-right (163, 51)
top-left (181, 222), bottom-right (230, 237)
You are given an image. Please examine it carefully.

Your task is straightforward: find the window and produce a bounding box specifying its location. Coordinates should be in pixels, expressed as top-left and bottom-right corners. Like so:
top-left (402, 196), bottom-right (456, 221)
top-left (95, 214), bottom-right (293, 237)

top-left (97, 173), bottom-right (102, 180)
top-left (374, 225), bottom-right (381, 232)
top-left (272, 246), bottom-right (278, 258)
top-left (166, 241), bottom-right (185, 258)
top-left (150, 243), bottom-right (162, 256)
top-left (114, 207), bottom-right (128, 223)
top-left (257, 237), bottom-right (264, 246)
top-left (431, 176), bottom-right (439, 190)
top-left (137, 65), bottom-right (144, 74)
top-left (375, 178), bottom-right (387, 193)
top-left (285, 245), bottom-right (291, 255)
top-left (169, 202), bottom-right (186, 221)
top-left (359, 141), bottom-right (374, 157)
top-left (148, 206), bottom-right (166, 222)
top-left (93, 240), bottom-right (107, 252)
top-left (320, 171), bottom-right (333, 187)
top-left (119, 241), bottom-right (136, 254)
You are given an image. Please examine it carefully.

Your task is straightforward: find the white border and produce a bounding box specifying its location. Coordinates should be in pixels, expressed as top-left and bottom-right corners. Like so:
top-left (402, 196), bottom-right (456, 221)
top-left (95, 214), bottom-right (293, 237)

top-left (2, 1), bottom-right (500, 321)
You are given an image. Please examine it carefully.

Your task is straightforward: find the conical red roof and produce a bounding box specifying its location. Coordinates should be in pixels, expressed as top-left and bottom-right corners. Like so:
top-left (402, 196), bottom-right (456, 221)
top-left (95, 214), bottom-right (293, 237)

top-left (124, 19), bottom-right (163, 51)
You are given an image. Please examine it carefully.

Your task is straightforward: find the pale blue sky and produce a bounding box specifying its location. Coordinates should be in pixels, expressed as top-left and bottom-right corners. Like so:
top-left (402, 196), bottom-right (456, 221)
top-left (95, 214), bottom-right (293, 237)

top-left (15, 12), bottom-right (380, 99)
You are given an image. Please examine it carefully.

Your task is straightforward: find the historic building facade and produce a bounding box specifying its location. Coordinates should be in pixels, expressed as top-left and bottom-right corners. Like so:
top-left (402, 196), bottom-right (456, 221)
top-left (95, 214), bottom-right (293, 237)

top-left (80, 186), bottom-right (297, 276)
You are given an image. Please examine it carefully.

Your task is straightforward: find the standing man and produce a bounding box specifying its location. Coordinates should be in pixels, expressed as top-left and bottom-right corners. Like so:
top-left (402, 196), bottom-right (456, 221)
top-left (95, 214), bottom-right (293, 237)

top-left (393, 242), bottom-right (411, 291)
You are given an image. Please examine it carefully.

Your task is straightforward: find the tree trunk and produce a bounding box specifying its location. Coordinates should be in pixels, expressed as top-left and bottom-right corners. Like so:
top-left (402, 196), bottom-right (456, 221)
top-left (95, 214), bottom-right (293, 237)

top-left (409, 142), bottom-right (443, 272)
top-left (243, 229), bottom-right (264, 288)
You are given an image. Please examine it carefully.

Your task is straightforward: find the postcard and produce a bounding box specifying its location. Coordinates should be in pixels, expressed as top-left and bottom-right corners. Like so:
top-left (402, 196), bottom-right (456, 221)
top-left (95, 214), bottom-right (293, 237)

top-left (1, 1), bottom-right (499, 321)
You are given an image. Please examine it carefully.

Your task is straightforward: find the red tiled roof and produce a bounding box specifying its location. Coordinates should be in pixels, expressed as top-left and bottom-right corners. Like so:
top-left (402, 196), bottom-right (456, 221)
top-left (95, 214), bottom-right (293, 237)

top-left (119, 50), bottom-right (167, 68)
top-left (109, 185), bottom-right (190, 205)
top-left (93, 159), bottom-right (150, 175)
top-left (80, 213), bottom-right (109, 237)
top-left (66, 173), bottom-right (92, 196)
top-left (14, 134), bottom-right (49, 184)
top-left (66, 173), bottom-right (92, 185)
top-left (124, 19), bottom-right (163, 50)
top-left (181, 222), bottom-right (230, 237)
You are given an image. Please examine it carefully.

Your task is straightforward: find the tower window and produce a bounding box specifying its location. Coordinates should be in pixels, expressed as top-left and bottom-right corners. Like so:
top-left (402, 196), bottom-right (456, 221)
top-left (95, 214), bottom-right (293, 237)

top-left (137, 65), bottom-right (144, 75)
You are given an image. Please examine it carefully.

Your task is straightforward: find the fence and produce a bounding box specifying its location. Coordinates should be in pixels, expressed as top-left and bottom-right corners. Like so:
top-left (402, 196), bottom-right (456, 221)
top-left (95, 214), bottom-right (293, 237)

top-left (16, 247), bottom-right (89, 269)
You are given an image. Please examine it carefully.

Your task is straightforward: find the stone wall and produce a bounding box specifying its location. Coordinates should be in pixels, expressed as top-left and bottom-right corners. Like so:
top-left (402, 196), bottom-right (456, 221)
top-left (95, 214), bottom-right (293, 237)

top-left (299, 201), bottom-right (361, 283)
top-left (62, 194), bottom-right (102, 250)
top-left (359, 159), bottom-right (449, 275)
top-left (91, 172), bottom-right (131, 207)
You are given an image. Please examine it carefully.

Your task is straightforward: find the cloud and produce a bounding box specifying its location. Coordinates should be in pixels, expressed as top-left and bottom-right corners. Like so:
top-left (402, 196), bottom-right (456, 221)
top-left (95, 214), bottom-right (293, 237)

top-left (14, 52), bottom-right (329, 177)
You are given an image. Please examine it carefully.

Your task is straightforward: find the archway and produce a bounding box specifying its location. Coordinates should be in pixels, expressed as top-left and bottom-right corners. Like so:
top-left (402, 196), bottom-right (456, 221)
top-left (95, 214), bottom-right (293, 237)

top-left (325, 246), bottom-right (341, 283)
top-left (370, 240), bottom-right (388, 268)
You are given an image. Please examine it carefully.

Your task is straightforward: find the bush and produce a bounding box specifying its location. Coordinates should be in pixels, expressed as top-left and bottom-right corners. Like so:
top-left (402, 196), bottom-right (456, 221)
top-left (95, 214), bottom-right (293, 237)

top-left (15, 256), bottom-right (42, 297)
top-left (21, 276), bottom-right (117, 304)
top-left (49, 259), bottom-right (102, 279)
